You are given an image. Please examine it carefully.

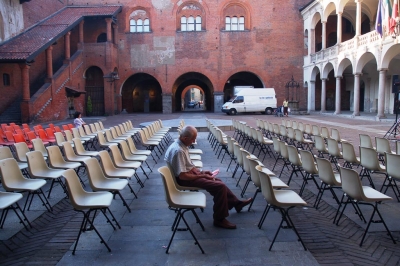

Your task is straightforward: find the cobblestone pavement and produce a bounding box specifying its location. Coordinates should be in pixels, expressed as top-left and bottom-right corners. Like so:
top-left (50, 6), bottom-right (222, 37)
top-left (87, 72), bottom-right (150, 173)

top-left (0, 111), bottom-right (400, 265)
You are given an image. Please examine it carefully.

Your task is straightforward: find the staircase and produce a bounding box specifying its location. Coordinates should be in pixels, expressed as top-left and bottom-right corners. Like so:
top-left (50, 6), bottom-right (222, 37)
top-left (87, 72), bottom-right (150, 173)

top-left (0, 98), bottom-right (22, 124)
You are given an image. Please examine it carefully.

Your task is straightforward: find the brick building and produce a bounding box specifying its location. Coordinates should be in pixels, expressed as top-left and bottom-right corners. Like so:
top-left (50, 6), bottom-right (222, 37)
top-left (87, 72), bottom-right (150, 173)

top-left (0, 0), bottom-right (310, 123)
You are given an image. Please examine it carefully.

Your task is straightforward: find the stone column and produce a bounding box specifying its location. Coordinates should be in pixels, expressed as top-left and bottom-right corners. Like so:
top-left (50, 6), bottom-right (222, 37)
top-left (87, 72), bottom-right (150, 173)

top-left (377, 69), bottom-right (387, 119)
top-left (113, 24), bottom-right (118, 45)
top-left (46, 46), bottom-right (53, 79)
top-left (213, 92), bottom-right (224, 113)
top-left (335, 76), bottom-right (342, 114)
top-left (322, 22), bottom-right (327, 49)
top-left (162, 93), bottom-right (172, 113)
top-left (337, 12), bottom-right (342, 44)
top-left (106, 18), bottom-right (112, 42)
top-left (308, 81), bottom-right (316, 112)
top-left (353, 74), bottom-right (361, 116)
top-left (355, 0), bottom-right (362, 36)
top-left (65, 31), bottom-right (71, 60)
top-left (321, 78), bottom-right (327, 112)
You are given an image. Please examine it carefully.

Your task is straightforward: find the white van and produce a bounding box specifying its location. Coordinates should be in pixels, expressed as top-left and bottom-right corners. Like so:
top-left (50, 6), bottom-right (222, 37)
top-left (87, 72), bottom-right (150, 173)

top-left (221, 88), bottom-right (277, 115)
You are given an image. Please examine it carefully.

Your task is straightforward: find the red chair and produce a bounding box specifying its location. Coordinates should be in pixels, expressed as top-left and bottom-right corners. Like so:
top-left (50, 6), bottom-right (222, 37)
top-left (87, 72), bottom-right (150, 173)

top-left (4, 131), bottom-right (14, 143)
top-left (13, 125), bottom-right (22, 132)
top-left (22, 123), bottom-right (30, 130)
top-left (62, 125), bottom-right (70, 131)
top-left (27, 131), bottom-right (49, 146)
top-left (5, 126), bottom-right (14, 133)
top-left (48, 123), bottom-right (55, 132)
top-left (0, 133), bottom-right (14, 147)
top-left (1, 123), bottom-right (7, 132)
top-left (67, 124), bottom-right (74, 130)
top-left (39, 129), bottom-right (55, 145)
top-left (13, 134), bottom-right (33, 149)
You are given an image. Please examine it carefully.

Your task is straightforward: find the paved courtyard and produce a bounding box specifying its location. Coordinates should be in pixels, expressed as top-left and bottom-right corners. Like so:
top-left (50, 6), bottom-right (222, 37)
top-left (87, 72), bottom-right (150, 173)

top-left (1, 111), bottom-right (400, 265)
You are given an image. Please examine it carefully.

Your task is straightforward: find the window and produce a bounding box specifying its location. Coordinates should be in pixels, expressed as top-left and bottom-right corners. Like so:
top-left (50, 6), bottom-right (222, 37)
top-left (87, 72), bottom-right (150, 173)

top-left (225, 16), bottom-right (245, 31)
top-left (181, 16), bottom-right (202, 31)
top-left (130, 18), bottom-right (150, 33)
top-left (234, 96), bottom-right (244, 103)
top-left (3, 73), bottom-right (10, 86)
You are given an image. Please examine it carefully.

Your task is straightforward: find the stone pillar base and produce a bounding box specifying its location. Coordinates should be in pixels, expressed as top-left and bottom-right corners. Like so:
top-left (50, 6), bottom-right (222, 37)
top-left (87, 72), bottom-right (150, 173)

top-left (213, 92), bottom-right (224, 113)
top-left (162, 93), bottom-right (172, 113)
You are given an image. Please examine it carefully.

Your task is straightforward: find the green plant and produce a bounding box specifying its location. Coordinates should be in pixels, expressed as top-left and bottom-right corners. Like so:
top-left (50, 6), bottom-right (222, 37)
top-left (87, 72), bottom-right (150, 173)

top-left (86, 96), bottom-right (93, 114)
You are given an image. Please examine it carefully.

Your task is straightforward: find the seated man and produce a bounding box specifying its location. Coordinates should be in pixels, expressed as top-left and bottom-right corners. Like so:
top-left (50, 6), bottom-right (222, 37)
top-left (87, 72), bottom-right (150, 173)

top-left (165, 125), bottom-right (251, 229)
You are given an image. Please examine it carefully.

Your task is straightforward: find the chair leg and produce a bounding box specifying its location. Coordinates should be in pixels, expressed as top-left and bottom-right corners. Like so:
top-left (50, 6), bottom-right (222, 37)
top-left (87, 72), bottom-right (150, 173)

top-left (247, 189), bottom-right (259, 212)
top-left (258, 204), bottom-right (271, 229)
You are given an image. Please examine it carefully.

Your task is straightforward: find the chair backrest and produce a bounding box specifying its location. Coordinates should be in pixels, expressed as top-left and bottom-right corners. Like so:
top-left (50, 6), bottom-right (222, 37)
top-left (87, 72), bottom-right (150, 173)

top-left (331, 128), bottom-right (341, 142)
top-left (126, 137), bottom-right (139, 153)
top-left (359, 146), bottom-right (382, 171)
top-left (72, 138), bottom-right (87, 154)
top-left (294, 129), bottom-right (304, 143)
top-left (257, 168), bottom-right (278, 205)
top-left (299, 150), bottom-right (318, 174)
top-left (312, 125), bottom-right (320, 136)
top-left (320, 127), bottom-right (330, 139)
top-left (158, 166), bottom-right (183, 208)
top-left (287, 127), bottom-right (295, 140)
top-left (97, 131), bottom-right (109, 145)
top-left (327, 138), bottom-right (341, 157)
top-left (78, 125), bottom-right (88, 138)
top-left (342, 142), bottom-right (358, 164)
top-left (98, 150), bottom-right (118, 171)
top-left (278, 140), bottom-right (288, 160)
top-left (84, 158), bottom-right (108, 190)
top-left (339, 166), bottom-right (365, 201)
top-left (279, 125), bottom-right (287, 137)
top-left (292, 121), bottom-right (297, 130)
top-left (248, 159), bottom-right (262, 188)
top-left (55, 132), bottom-right (66, 146)
top-left (375, 137), bottom-right (392, 155)
top-left (120, 140), bottom-right (134, 158)
top-left (62, 125), bottom-right (70, 131)
top-left (0, 146), bottom-right (14, 160)
top-left (95, 123), bottom-right (103, 133)
top-left (45, 128), bottom-right (56, 139)
top-left (5, 131), bottom-right (14, 142)
top-left (47, 145), bottom-right (68, 166)
top-left (297, 122), bottom-right (304, 132)
top-left (26, 150), bottom-right (50, 175)
top-left (240, 149), bottom-right (252, 174)
top-left (233, 143), bottom-right (243, 165)
top-left (314, 135), bottom-right (327, 153)
top-left (385, 152), bottom-right (400, 180)
top-left (32, 138), bottom-right (48, 157)
top-left (287, 145), bottom-right (301, 166)
top-left (62, 169), bottom-right (96, 210)
top-left (272, 137), bottom-right (280, 153)
top-left (359, 134), bottom-right (374, 149)
top-left (397, 141), bottom-right (400, 155)
top-left (64, 130), bottom-right (73, 142)
top-left (316, 157), bottom-right (341, 186)
top-left (14, 142), bottom-right (30, 162)
top-left (109, 144), bottom-right (125, 165)
top-left (72, 128), bottom-right (82, 139)
top-left (0, 158), bottom-right (29, 190)
top-left (13, 133), bottom-right (26, 144)
top-left (227, 137), bottom-right (235, 154)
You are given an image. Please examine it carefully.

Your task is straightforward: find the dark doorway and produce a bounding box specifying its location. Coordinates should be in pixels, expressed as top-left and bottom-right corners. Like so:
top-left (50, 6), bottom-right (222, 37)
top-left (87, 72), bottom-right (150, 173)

top-left (85, 66), bottom-right (105, 116)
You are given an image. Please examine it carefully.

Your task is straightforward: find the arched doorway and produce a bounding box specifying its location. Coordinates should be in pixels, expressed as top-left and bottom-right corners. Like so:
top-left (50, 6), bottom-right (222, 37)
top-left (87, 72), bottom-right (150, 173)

top-left (223, 71), bottom-right (264, 102)
top-left (172, 72), bottom-right (214, 112)
top-left (84, 66), bottom-right (105, 116)
top-left (121, 73), bottom-right (162, 113)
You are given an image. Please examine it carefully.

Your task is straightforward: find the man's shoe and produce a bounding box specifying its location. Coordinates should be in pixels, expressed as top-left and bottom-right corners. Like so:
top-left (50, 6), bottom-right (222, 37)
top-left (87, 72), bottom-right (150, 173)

top-left (213, 218), bottom-right (237, 229)
top-left (235, 198), bottom-right (252, 213)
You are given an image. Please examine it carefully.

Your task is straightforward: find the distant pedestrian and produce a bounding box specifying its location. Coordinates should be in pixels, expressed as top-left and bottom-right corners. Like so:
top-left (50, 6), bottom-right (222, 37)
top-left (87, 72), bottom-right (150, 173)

top-left (283, 99), bottom-right (289, 117)
top-left (73, 111), bottom-right (86, 128)
top-left (198, 101), bottom-right (201, 108)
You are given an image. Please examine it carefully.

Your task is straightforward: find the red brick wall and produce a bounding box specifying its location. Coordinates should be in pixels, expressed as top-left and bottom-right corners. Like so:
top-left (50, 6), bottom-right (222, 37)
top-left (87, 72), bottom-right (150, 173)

top-left (0, 64), bottom-right (23, 113)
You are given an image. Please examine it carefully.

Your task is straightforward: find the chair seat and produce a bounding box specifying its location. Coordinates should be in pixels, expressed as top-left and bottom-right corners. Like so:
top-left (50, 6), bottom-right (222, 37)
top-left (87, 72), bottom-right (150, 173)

top-left (262, 138), bottom-right (273, 144)
top-left (270, 177), bottom-right (289, 188)
top-left (189, 149), bottom-right (203, 154)
top-left (0, 192), bottom-right (23, 209)
top-left (73, 191), bottom-right (114, 210)
top-left (115, 161), bottom-right (141, 168)
top-left (7, 178), bottom-right (47, 191)
top-left (124, 154), bottom-right (148, 162)
top-left (77, 150), bottom-right (99, 157)
top-left (105, 168), bottom-right (135, 178)
top-left (169, 191), bottom-right (206, 209)
top-left (274, 190), bottom-right (307, 207)
top-left (92, 179), bottom-right (129, 191)
top-left (31, 169), bottom-right (65, 179)
top-left (51, 161), bottom-right (81, 169)
top-left (189, 154), bottom-right (201, 161)
top-left (259, 166), bottom-right (276, 177)
top-left (332, 173), bottom-right (341, 186)
top-left (133, 150), bottom-right (152, 156)
top-left (17, 162), bottom-right (28, 170)
top-left (66, 155), bottom-right (91, 162)
top-left (193, 160), bottom-right (203, 168)
top-left (362, 186), bottom-right (392, 202)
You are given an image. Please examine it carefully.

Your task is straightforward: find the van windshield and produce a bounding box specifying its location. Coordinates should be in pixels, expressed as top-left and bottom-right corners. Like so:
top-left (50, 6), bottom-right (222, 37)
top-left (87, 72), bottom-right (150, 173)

top-left (228, 95), bottom-right (237, 102)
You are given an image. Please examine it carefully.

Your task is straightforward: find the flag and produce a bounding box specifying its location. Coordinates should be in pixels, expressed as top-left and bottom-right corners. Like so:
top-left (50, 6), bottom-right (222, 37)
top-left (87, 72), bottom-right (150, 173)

top-left (390, 0), bottom-right (399, 34)
top-left (376, 0), bottom-right (383, 37)
top-left (382, 0), bottom-right (393, 34)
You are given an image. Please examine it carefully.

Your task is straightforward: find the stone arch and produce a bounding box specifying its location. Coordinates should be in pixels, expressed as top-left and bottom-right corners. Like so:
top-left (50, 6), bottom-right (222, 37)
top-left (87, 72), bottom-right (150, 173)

top-left (381, 44), bottom-right (400, 70)
top-left (337, 57), bottom-right (353, 77)
top-left (322, 62), bottom-right (335, 79)
top-left (355, 52), bottom-right (377, 74)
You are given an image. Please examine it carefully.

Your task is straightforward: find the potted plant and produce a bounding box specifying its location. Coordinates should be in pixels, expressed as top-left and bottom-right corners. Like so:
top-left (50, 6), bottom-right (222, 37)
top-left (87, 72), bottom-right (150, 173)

top-left (86, 96), bottom-right (93, 116)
